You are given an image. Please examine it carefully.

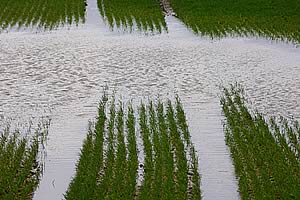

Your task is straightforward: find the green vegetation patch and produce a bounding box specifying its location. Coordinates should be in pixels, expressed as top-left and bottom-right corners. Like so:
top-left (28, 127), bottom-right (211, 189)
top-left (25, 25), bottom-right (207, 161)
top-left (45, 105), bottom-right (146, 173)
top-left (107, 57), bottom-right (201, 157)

top-left (0, 122), bottom-right (49, 199)
top-left (98, 0), bottom-right (167, 33)
top-left (0, 0), bottom-right (86, 31)
top-left (170, 0), bottom-right (300, 43)
top-left (65, 94), bottom-right (201, 199)
top-left (221, 85), bottom-right (300, 199)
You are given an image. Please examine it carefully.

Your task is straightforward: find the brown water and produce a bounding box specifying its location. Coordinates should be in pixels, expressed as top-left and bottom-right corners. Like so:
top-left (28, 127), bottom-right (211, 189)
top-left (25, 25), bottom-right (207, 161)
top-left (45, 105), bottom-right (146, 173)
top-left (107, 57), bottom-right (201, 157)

top-left (0, 1), bottom-right (300, 199)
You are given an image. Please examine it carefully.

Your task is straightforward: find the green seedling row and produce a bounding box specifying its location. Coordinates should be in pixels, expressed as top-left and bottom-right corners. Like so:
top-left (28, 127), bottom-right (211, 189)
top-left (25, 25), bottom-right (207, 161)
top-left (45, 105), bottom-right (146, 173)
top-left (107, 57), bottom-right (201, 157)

top-left (169, 0), bottom-right (300, 43)
top-left (65, 95), bottom-right (201, 199)
top-left (126, 103), bottom-right (139, 199)
top-left (0, 0), bottom-right (86, 31)
top-left (148, 101), bottom-right (163, 199)
top-left (96, 97), bottom-right (116, 199)
top-left (175, 97), bottom-right (201, 199)
top-left (97, 0), bottom-right (167, 33)
top-left (221, 85), bottom-right (300, 199)
top-left (0, 121), bottom-right (48, 199)
top-left (166, 100), bottom-right (188, 200)
top-left (139, 102), bottom-right (154, 199)
top-left (65, 94), bottom-right (107, 199)
top-left (157, 100), bottom-right (175, 200)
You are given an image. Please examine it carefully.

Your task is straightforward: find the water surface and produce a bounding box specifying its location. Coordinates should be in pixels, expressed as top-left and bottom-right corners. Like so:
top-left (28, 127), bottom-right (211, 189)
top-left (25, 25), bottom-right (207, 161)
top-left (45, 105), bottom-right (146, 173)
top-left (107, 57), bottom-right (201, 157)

top-left (0, 7), bottom-right (300, 200)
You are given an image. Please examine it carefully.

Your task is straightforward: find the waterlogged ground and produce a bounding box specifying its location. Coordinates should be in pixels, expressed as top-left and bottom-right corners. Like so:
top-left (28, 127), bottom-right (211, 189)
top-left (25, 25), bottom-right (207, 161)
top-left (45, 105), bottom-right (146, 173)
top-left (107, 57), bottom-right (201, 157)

top-left (1, 1), bottom-right (300, 199)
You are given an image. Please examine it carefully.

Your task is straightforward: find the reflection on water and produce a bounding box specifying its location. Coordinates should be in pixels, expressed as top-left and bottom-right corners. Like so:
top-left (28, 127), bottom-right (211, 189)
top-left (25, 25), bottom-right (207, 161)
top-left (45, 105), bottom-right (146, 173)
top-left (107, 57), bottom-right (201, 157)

top-left (0, 14), bottom-right (300, 200)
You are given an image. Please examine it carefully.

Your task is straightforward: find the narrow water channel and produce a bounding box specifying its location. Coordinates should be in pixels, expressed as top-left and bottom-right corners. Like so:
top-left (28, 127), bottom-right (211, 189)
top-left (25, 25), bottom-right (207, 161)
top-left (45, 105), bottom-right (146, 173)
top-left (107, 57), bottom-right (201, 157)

top-left (0, 0), bottom-right (299, 199)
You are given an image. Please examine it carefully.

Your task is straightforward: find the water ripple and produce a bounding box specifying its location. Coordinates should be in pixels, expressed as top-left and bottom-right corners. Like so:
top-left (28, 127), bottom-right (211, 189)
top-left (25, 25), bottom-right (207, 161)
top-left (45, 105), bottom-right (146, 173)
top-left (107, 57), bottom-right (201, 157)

top-left (0, 27), bottom-right (299, 200)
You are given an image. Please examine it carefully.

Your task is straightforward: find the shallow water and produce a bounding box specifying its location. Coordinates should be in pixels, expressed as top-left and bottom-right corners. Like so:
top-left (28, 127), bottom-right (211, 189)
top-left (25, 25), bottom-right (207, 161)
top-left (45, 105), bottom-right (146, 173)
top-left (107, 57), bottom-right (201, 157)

top-left (0, 3), bottom-right (300, 200)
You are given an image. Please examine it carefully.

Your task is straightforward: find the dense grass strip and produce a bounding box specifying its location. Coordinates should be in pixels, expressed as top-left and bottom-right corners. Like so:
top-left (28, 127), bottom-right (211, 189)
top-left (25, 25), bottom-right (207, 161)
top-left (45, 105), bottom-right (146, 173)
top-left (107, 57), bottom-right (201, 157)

top-left (91, 95), bottom-right (108, 199)
top-left (157, 101), bottom-right (175, 200)
top-left (175, 98), bottom-right (201, 199)
top-left (169, 0), bottom-right (300, 43)
top-left (139, 102), bottom-right (154, 200)
top-left (221, 85), bottom-right (300, 199)
top-left (111, 103), bottom-right (129, 199)
top-left (175, 96), bottom-right (191, 145)
top-left (96, 97), bottom-right (116, 199)
top-left (0, 123), bottom-right (48, 199)
top-left (148, 101), bottom-right (163, 199)
top-left (66, 96), bottom-right (201, 199)
top-left (189, 146), bottom-right (201, 200)
top-left (0, 0), bottom-right (86, 31)
top-left (97, 0), bottom-right (167, 33)
top-left (167, 100), bottom-right (188, 200)
top-left (126, 103), bottom-right (139, 199)
top-left (65, 94), bottom-right (107, 199)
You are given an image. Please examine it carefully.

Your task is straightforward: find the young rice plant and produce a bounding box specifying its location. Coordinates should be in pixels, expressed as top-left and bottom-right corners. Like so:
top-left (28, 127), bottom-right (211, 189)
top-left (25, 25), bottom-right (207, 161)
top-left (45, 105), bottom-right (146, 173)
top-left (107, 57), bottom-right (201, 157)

top-left (221, 84), bottom-right (300, 199)
top-left (65, 94), bottom-right (201, 199)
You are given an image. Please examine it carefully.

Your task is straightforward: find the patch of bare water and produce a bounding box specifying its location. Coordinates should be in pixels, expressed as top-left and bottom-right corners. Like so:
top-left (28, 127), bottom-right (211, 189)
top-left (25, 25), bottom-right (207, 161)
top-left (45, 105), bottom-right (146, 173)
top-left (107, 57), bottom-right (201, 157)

top-left (0, 7), bottom-right (300, 200)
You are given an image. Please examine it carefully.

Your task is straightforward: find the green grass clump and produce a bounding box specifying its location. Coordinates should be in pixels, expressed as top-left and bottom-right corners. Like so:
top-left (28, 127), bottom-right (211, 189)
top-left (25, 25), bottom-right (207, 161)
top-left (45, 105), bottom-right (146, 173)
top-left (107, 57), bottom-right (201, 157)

top-left (0, 122), bottom-right (49, 199)
top-left (0, 0), bottom-right (86, 31)
top-left (97, 0), bottom-right (167, 33)
top-left (64, 94), bottom-right (108, 199)
top-left (221, 84), bottom-right (300, 199)
top-left (139, 102), bottom-right (155, 199)
top-left (65, 95), bottom-right (201, 199)
top-left (169, 0), bottom-right (300, 43)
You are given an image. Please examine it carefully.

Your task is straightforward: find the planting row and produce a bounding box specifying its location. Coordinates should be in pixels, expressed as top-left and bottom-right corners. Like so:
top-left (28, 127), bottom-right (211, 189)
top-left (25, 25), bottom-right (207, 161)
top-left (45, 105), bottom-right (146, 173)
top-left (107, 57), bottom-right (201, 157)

top-left (1, 0), bottom-right (299, 42)
top-left (0, 0), bottom-right (166, 33)
top-left (2, 86), bottom-right (300, 199)
top-left (221, 85), bottom-right (300, 199)
top-left (169, 0), bottom-right (300, 43)
top-left (0, 121), bottom-right (49, 199)
top-left (65, 94), bottom-right (201, 199)
top-left (0, 0), bottom-right (86, 30)
top-left (98, 0), bottom-right (167, 32)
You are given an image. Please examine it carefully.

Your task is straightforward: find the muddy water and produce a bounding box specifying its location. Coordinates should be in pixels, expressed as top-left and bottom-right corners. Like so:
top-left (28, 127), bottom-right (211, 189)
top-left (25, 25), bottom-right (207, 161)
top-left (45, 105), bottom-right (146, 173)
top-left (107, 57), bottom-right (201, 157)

top-left (1, 3), bottom-right (300, 200)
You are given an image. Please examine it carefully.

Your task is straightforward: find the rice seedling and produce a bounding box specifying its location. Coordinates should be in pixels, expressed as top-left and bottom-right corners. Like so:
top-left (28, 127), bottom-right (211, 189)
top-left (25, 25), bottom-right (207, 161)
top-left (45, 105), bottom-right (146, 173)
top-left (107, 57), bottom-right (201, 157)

top-left (166, 100), bottom-right (188, 200)
top-left (126, 103), bottom-right (138, 199)
top-left (189, 146), bottom-right (201, 200)
top-left (221, 84), bottom-right (300, 199)
top-left (65, 95), bottom-right (201, 199)
top-left (156, 100), bottom-right (175, 199)
top-left (0, 120), bottom-right (49, 199)
top-left (139, 102), bottom-right (154, 200)
top-left (148, 101), bottom-right (162, 199)
top-left (65, 94), bottom-right (107, 200)
top-left (95, 96), bottom-right (116, 199)
top-left (169, 0), bottom-right (300, 43)
top-left (0, 0), bottom-right (86, 31)
top-left (175, 96), bottom-right (190, 145)
top-left (175, 97), bottom-right (201, 199)
top-left (111, 103), bottom-right (129, 199)
top-left (97, 0), bottom-right (167, 33)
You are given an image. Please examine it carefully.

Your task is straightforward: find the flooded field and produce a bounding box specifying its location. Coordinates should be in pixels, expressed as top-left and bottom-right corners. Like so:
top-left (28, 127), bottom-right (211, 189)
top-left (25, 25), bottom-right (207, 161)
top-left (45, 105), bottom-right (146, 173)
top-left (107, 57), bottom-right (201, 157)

top-left (0, 0), bottom-right (86, 31)
top-left (0, 1), bottom-right (300, 199)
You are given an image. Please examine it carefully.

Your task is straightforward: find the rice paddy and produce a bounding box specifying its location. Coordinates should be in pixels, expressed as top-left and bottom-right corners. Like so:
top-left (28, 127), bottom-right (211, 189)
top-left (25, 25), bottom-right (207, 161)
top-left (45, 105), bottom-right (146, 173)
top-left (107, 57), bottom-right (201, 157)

top-left (0, 0), bottom-right (86, 31)
top-left (0, 0), bottom-right (299, 198)
top-left (169, 0), bottom-right (300, 43)
top-left (0, 121), bottom-right (49, 199)
top-left (1, 0), bottom-right (298, 42)
top-left (97, 0), bottom-right (167, 32)
top-left (64, 94), bottom-right (201, 199)
top-left (221, 85), bottom-right (300, 199)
